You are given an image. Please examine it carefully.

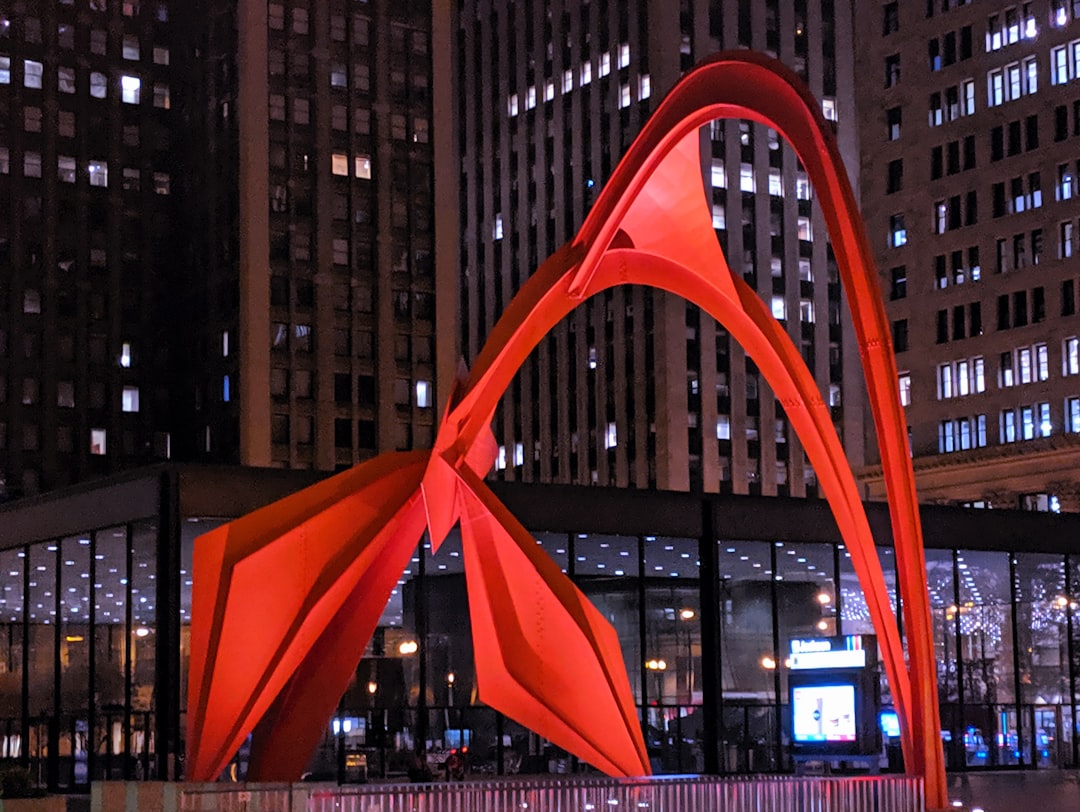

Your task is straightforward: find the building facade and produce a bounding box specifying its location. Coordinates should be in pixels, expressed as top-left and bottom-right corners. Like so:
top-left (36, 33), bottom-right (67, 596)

top-left (857, 1), bottom-right (1080, 510)
top-left (0, 0), bottom-right (438, 500)
top-left (437, 1), bottom-right (866, 496)
top-left (185, 0), bottom-right (438, 471)
top-left (1, 466), bottom-right (1079, 789)
top-left (0, 0), bottom-right (187, 498)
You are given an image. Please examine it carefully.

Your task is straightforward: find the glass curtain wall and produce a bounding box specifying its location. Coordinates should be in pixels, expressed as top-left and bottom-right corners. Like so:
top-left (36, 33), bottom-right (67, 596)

top-left (304, 527), bottom-right (1080, 781)
top-left (0, 518), bottom-right (160, 791)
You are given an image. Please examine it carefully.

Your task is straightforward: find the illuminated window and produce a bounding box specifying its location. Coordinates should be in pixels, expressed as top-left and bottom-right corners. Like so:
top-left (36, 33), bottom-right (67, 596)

top-left (739, 163), bottom-right (755, 192)
top-left (898, 373), bottom-right (911, 406)
top-left (639, 73), bottom-right (651, 99)
top-left (153, 83), bottom-right (170, 109)
top-left (599, 51), bottom-right (610, 77)
top-left (120, 342), bottom-right (132, 368)
top-left (153, 46), bottom-right (169, 65)
top-left (58, 66), bottom-right (75, 93)
top-left (771, 296), bottom-right (786, 320)
top-left (354, 154), bottom-right (371, 179)
top-left (122, 35), bottom-right (139, 60)
top-left (58, 155), bottom-right (76, 183)
top-left (121, 74), bottom-right (140, 104)
top-left (90, 429), bottom-right (107, 455)
top-left (24, 59), bottom-right (42, 89)
top-left (122, 386), bottom-right (140, 413)
top-left (605, 422), bottom-right (617, 449)
top-left (331, 153), bottom-right (348, 176)
top-left (88, 161), bottom-right (108, 187)
top-left (416, 380), bottom-right (432, 409)
top-left (1064, 337), bottom-right (1080, 375)
top-left (562, 69), bottom-right (573, 93)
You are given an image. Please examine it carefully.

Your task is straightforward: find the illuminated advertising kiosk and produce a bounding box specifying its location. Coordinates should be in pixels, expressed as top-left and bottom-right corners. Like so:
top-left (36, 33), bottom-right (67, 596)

top-left (789, 635), bottom-right (881, 762)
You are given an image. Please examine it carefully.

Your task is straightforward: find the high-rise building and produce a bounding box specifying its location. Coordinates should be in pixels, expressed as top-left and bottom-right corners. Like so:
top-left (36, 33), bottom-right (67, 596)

top-left (0, 0), bottom-right (437, 498)
top-left (0, 0), bottom-right (187, 497)
top-left (436, 1), bottom-right (864, 497)
top-left (856, 1), bottom-right (1080, 511)
top-left (186, 0), bottom-right (438, 472)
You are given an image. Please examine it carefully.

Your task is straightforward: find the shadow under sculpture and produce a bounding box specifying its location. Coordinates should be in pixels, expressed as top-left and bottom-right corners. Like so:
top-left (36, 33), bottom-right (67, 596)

top-left (185, 50), bottom-right (946, 808)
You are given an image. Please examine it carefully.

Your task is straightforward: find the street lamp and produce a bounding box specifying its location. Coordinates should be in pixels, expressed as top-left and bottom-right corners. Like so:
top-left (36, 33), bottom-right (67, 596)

top-left (398, 639), bottom-right (418, 655)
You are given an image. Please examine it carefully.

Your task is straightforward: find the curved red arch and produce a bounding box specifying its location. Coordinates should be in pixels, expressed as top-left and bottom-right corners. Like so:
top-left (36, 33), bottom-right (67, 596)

top-left (187, 51), bottom-right (945, 807)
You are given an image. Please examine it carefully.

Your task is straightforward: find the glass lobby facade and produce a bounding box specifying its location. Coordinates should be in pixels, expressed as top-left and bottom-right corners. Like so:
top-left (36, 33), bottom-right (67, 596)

top-left (1, 466), bottom-right (1080, 789)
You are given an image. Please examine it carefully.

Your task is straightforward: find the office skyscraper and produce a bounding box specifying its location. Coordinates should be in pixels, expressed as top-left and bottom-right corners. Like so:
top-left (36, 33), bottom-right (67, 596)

top-left (437, 1), bottom-right (864, 497)
top-left (0, 0), bottom-right (188, 497)
top-left (857, 1), bottom-right (1080, 511)
top-left (0, 0), bottom-right (437, 497)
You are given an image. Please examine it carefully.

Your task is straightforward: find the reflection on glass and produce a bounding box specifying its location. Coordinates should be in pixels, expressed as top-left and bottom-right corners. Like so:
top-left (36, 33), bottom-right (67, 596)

top-left (576, 534), bottom-right (641, 703)
top-left (644, 536), bottom-right (702, 774)
top-left (27, 541), bottom-right (56, 782)
top-left (95, 526), bottom-right (129, 780)
top-left (0, 547), bottom-right (24, 760)
top-left (131, 521), bottom-right (158, 778)
top-left (58, 535), bottom-right (90, 787)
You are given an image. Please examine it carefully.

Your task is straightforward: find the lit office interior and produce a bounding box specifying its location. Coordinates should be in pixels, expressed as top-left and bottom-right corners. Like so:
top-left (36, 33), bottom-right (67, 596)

top-left (1, 471), bottom-right (1078, 788)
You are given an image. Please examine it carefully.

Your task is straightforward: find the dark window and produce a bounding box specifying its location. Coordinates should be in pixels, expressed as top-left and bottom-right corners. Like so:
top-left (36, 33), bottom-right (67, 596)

top-left (1056, 105), bottom-right (1069, 142)
top-left (992, 182), bottom-right (1006, 217)
top-left (892, 319), bottom-right (909, 352)
top-left (357, 419), bottom-right (376, 449)
top-left (997, 294), bottom-right (1010, 329)
top-left (334, 418), bottom-right (352, 448)
top-left (357, 374), bottom-right (376, 405)
top-left (890, 266), bottom-right (907, 300)
top-left (947, 141), bottom-right (960, 175)
top-left (937, 309), bottom-right (949, 343)
top-left (885, 54), bottom-right (901, 87)
top-left (1008, 120), bottom-right (1022, 156)
top-left (883, 2), bottom-right (900, 35)
top-left (943, 31), bottom-right (956, 65)
top-left (960, 25), bottom-right (972, 59)
top-left (928, 39), bottom-right (941, 71)
top-left (969, 302), bottom-right (982, 335)
top-left (965, 190), bottom-right (978, 225)
top-left (334, 372), bottom-right (351, 403)
top-left (948, 195), bottom-right (962, 230)
top-left (991, 126), bottom-right (1004, 162)
top-left (1013, 290), bottom-right (1028, 327)
top-left (1032, 228), bottom-right (1043, 264)
top-left (887, 107), bottom-right (902, 140)
top-left (887, 159), bottom-right (903, 193)
top-left (952, 305), bottom-right (966, 340)
top-left (1033, 286), bottom-right (1046, 323)
top-left (936, 255), bottom-right (948, 288)
top-left (1063, 279), bottom-right (1077, 316)
top-left (963, 135), bottom-right (976, 170)
top-left (1025, 115), bottom-right (1039, 150)
top-left (931, 146), bottom-right (943, 180)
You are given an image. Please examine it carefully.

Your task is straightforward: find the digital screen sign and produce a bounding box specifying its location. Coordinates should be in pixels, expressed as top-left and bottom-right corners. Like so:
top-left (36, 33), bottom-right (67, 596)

top-left (792, 684), bottom-right (857, 743)
top-left (880, 711), bottom-right (901, 738)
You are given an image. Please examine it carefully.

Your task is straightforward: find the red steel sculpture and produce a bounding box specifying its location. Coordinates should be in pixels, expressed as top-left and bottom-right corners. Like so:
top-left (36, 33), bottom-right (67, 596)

top-left (187, 51), bottom-right (947, 807)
